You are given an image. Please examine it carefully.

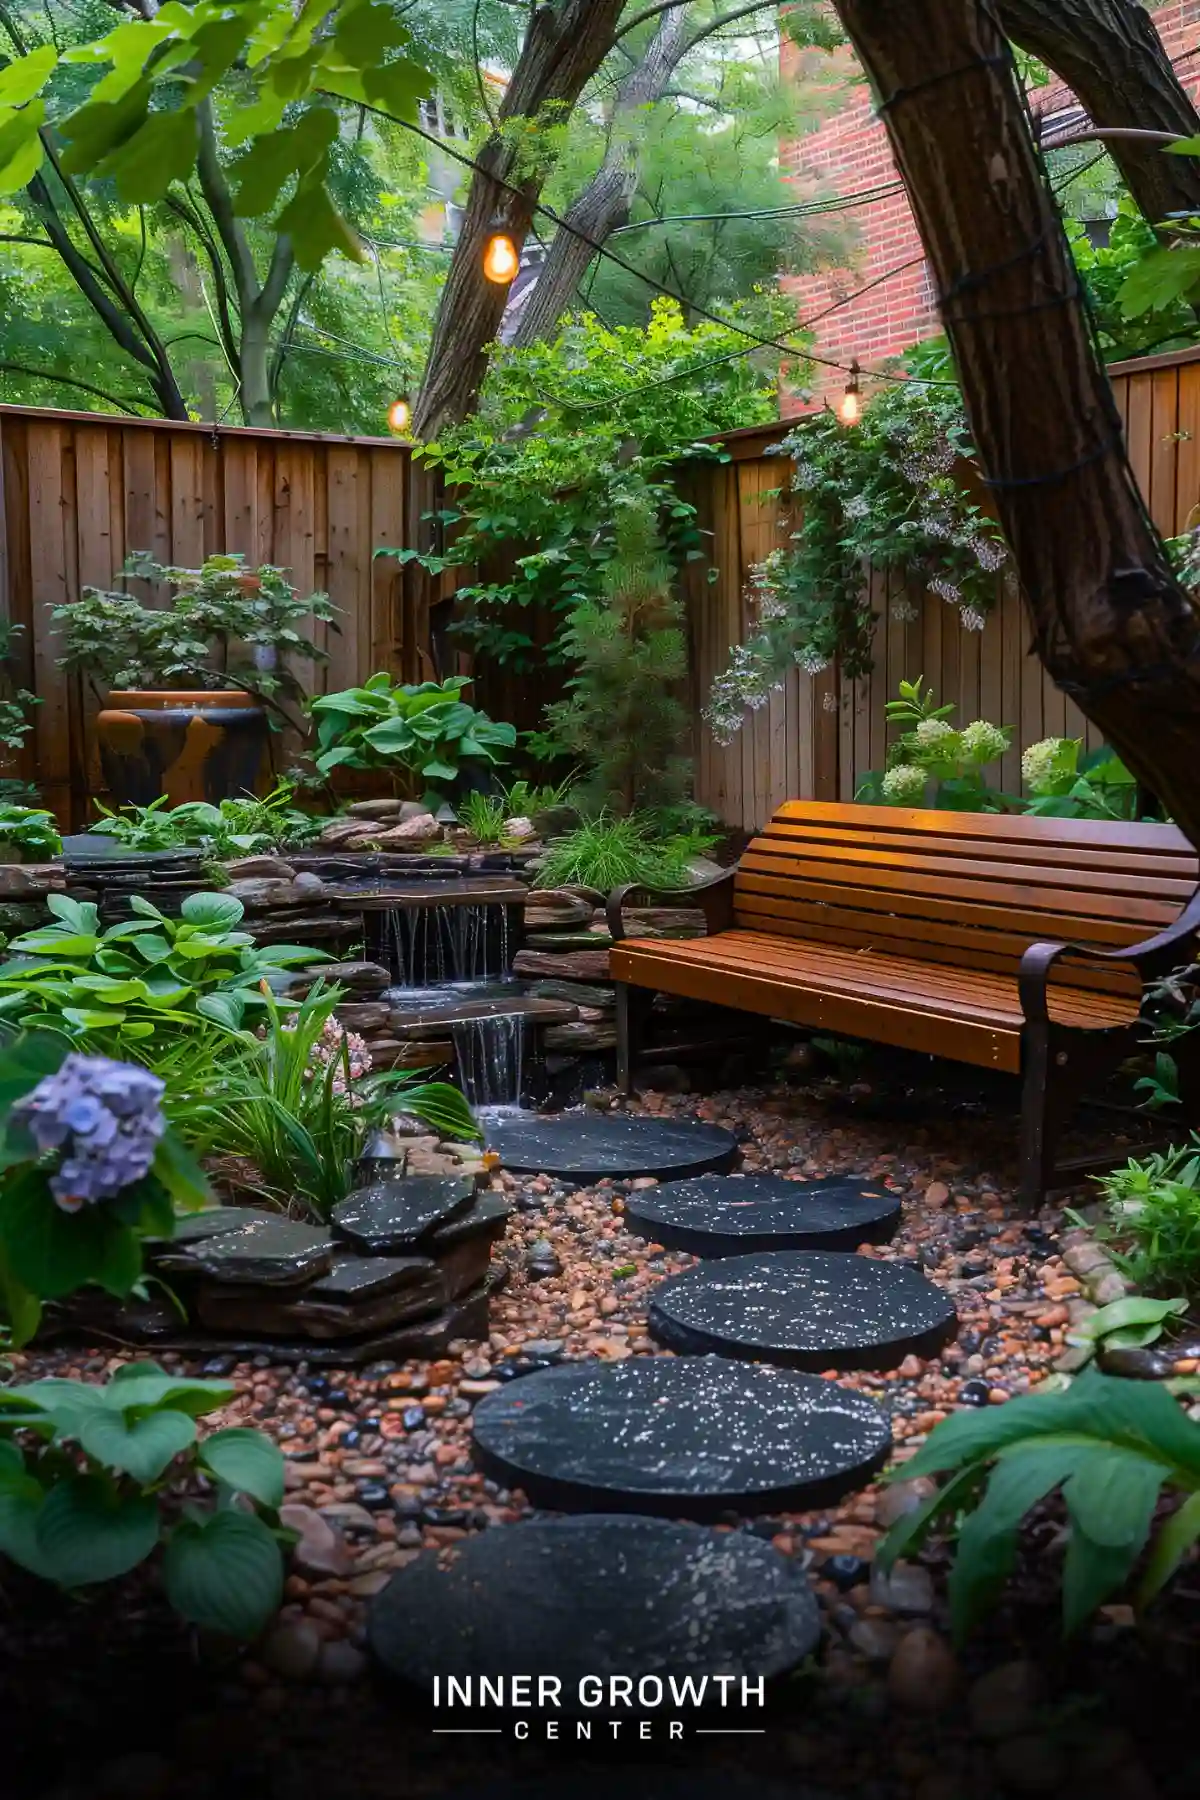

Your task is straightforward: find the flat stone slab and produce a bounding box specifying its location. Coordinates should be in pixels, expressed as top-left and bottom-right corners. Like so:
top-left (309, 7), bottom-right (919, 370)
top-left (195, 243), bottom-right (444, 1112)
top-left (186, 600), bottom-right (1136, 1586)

top-left (369, 1515), bottom-right (819, 1697)
top-left (626, 1175), bottom-right (901, 1256)
top-left (151, 1215), bottom-right (333, 1288)
top-left (195, 1257), bottom-right (447, 1341)
top-left (471, 1356), bottom-right (889, 1520)
top-left (150, 1207), bottom-right (252, 1245)
top-left (483, 1111), bottom-right (737, 1182)
top-left (649, 1252), bottom-right (958, 1373)
top-left (331, 1177), bottom-right (476, 1253)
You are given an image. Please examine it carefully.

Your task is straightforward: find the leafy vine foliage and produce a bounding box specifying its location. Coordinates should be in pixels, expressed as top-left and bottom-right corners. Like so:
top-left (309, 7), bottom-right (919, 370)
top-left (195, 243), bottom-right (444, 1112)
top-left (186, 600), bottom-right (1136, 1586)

top-left (705, 354), bottom-right (1008, 744)
top-left (408, 297), bottom-right (794, 673)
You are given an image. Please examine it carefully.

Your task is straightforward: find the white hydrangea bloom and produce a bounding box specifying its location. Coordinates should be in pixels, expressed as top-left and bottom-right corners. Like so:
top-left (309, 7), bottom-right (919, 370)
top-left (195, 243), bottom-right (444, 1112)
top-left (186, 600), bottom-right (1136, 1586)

top-left (959, 720), bottom-right (1008, 763)
top-left (881, 763), bottom-right (928, 805)
top-left (1021, 736), bottom-right (1069, 789)
top-left (915, 717), bottom-right (955, 746)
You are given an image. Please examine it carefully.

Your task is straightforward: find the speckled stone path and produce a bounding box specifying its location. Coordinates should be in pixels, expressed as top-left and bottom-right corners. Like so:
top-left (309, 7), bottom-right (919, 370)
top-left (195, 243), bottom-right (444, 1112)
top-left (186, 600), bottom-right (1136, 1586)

top-left (469, 1354), bottom-right (891, 1519)
top-left (482, 1110), bottom-right (738, 1182)
top-left (648, 1250), bottom-right (959, 1372)
top-left (368, 1514), bottom-right (820, 1694)
top-left (625, 1173), bottom-right (901, 1256)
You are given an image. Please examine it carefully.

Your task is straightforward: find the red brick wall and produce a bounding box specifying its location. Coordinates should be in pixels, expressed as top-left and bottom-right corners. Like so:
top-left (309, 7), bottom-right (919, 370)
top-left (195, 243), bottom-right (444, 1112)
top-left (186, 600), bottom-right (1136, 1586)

top-left (781, 2), bottom-right (1200, 410)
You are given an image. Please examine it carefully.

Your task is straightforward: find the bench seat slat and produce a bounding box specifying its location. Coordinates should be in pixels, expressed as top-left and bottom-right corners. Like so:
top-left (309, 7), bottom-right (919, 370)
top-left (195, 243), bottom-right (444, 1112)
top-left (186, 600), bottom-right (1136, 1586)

top-left (757, 819), bottom-right (1199, 881)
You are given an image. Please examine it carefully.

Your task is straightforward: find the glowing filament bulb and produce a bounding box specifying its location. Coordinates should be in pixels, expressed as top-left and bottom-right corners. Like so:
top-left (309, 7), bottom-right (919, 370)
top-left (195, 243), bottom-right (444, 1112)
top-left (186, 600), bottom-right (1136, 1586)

top-left (387, 395), bottom-right (412, 435)
top-left (839, 360), bottom-right (862, 425)
top-left (483, 229), bottom-right (520, 286)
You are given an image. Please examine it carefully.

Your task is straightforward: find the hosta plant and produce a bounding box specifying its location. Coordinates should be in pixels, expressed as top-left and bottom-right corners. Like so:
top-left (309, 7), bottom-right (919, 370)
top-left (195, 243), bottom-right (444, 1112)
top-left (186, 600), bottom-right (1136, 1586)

top-left (0, 1361), bottom-right (287, 1640)
top-left (0, 891), bottom-right (320, 1046)
top-left (0, 1032), bottom-right (209, 1345)
top-left (879, 1370), bottom-right (1200, 1639)
top-left (310, 674), bottom-right (516, 799)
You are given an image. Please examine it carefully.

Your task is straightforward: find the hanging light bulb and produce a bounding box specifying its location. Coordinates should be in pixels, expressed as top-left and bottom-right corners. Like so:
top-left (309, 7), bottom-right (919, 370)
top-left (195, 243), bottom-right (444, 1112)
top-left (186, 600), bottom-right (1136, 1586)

top-left (839, 360), bottom-right (862, 426)
top-left (387, 394), bottom-right (412, 436)
top-left (482, 217), bottom-right (520, 286)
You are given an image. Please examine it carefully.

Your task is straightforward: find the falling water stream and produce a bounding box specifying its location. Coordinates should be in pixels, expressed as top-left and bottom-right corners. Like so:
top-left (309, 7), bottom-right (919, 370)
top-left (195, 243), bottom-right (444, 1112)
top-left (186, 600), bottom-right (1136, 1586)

top-left (384, 902), bottom-right (511, 987)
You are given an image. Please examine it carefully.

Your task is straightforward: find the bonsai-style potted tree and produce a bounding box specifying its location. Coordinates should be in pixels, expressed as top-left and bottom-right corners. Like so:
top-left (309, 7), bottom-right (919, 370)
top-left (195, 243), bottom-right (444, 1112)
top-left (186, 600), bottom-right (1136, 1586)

top-left (53, 553), bottom-right (336, 808)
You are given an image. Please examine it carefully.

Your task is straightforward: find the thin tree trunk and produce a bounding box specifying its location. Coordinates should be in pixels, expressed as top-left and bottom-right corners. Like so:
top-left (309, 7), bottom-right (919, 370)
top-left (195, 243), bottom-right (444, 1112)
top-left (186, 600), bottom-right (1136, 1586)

top-left (996, 0), bottom-right (1200, 227)
top-left (510, 4), bottom-right (691, 347)
top-left (413, 0), bottom-right (627, 439)
top-left (830, 0), bottom-right (1200, 849)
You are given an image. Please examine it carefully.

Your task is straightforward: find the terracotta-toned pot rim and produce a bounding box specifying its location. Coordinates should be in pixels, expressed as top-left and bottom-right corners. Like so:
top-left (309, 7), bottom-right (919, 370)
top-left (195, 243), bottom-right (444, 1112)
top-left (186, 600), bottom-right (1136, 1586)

top-left (102, 690), bottom-right (263, 711)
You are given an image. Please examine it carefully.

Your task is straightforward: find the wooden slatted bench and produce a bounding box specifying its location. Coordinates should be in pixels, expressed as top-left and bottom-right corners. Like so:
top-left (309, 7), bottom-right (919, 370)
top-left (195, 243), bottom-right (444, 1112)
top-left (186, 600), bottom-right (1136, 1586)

top-left (607, 801), bottom-right (1200, 1206)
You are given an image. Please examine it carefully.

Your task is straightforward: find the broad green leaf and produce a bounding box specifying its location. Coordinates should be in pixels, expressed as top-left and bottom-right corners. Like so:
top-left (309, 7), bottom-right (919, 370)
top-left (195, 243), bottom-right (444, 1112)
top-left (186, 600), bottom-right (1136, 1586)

top-left (79, 1406), bottom-right (196, 1484)
top-left (878, 1460), bottom-right (988, 1572)
top-left (0, 101), bottom-right (45, 193)
top-left (231, 104), bottom-right (337, 216)
top-left (1138, 1491), bottom-right (1200, 1606)
top-left (1119, 244), bottom-right (1200, 320)
top-left (0, 45), bottom-right (56, 107)
top-left (1061, 1527), bottom-right (1138, 1637)
top-left (0, 1482), bottom-right (54, 1579)
top-left (180, 893), bottom-right (245, 930)
top-left (34, 1474), bottom-right (159, 1586)
top-left (58, 80), bottom-right (151, 175)
top-left (151, 1132), bottom-right (213, 1212)
top-left (0, 1169), bottom-right (141, 1299)
top-left (2, 1376), bottom-right (107, 1438)
top-left (199, 1427), bottom-right (285, 1508)
top-left (1073, 1296), bottom-right (1188, 1341)
top-left (129, 896), bottom-right (165, 920)
top-left (94, 105), bottom-right (200, 203)
top-left (162, 1509), bottom-right (283, 1639)
top-left (96, 1364), bottom-right (234, 1418)
top-left (275, 177), bottom-right (363, 269)
top-left (948, 1444), bottom-right (1083, 1640)
top-left (1061, 1445), bottom-right (1165, 1550)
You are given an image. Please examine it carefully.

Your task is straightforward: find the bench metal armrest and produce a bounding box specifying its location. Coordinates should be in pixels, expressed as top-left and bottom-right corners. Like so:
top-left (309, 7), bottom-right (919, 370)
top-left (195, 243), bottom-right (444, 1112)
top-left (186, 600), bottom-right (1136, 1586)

top-left (607, 867), bottom-right (737, 944)
top-left (1018, 885), bottom-right (1200, 1025)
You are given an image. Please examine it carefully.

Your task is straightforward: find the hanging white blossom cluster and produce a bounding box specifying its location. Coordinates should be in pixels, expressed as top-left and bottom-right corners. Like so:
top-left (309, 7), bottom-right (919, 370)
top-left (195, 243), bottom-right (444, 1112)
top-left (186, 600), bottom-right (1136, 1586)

top-left (703, 371), bottom-right (1010, 746)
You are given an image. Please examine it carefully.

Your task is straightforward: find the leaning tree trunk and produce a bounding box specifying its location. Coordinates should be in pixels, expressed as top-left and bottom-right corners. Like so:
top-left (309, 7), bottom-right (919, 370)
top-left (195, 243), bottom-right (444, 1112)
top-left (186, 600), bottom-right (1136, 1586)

top-left (829, 0), bottom-right (1200, 849)
top-left (996, 0), bottom-right (1200, 227)
top-left (412, 0), bottom-right (627, 439)
top-left (510, 3), bottom-right (691, 348)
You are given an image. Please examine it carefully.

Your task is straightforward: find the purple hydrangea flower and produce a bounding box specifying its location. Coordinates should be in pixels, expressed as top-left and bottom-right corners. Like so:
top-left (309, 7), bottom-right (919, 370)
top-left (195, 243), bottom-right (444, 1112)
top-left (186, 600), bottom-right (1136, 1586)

top-left (13, 1054), bottom-right (166, 1213)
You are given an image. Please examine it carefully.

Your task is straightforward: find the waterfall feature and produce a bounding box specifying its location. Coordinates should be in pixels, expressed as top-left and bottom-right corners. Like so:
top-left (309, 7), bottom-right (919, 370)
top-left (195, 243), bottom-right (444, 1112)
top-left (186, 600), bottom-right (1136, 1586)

top-left (383, 901), bottom-right (513, 986)
top-left (450, 1012), bottom-right (525, 1108)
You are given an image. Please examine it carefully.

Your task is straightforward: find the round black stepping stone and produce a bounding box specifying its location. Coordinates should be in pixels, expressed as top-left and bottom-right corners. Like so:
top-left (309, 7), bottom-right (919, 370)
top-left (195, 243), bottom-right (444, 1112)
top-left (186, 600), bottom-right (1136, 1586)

top-left (368, 1514), bottom-right (819, 1697)
top-left (483, 1111), bottom-right (737, 1182)
top-left (648, 1252), bottom-right (958, 1372)
top-left (471, 1356), bottom-right (889, 1520)
top-left (626, 1174), bottom-right (900, 1256)
top-left (331, 1176), bottom-right (475, 1252)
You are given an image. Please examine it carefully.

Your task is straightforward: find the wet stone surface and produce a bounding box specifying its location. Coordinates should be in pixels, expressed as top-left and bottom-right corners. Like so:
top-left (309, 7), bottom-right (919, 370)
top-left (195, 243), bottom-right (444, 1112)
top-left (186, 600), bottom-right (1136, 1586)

top-left (484, 1110), bottom-right (738, 1182)
top-left (150, 1215), bottom-right (334, 1288)
top-left (648, 1251), bottom-right (959, 1372)
top-left (625, 1173), bottom-right (901, 1256)
top-left (332, 1178), bottom-right (476, 1253)
top-left (470, 1354), bottom-right (891, 1519)
top-left (368, 1514), bottom-right (820, 1695)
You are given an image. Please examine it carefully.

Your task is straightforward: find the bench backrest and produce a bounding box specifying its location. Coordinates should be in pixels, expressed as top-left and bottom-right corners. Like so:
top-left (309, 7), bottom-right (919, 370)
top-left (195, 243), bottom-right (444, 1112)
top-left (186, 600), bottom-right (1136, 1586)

top-left (734, 801), bottom-right (1200, 993)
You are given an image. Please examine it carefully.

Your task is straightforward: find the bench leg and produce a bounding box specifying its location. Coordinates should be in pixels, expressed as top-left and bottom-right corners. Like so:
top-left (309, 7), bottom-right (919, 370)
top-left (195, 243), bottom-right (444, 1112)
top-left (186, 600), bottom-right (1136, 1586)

top-left (1020, 1025), bottom-right (1137, 1209)
top-left (615, 982), bottom-right (653, 1095)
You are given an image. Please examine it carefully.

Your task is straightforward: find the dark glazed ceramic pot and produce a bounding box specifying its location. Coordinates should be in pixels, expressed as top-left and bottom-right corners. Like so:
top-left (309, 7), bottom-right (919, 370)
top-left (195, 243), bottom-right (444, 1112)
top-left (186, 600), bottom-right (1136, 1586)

top-left (95, 690), bottom-right (268, 807)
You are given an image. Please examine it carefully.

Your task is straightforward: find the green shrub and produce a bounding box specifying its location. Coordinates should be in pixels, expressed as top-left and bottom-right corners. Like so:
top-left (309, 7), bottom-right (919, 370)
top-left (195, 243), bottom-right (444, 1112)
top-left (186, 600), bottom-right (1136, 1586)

top-left (536, 813), bottom-right (697, 893)
top-left (1021, 737), bottom-right (1140, 821)
top-left (1093, 1141), bottom-right (1200, 1298)
top-left (89, 784), bottom-right (323, 858)
top-left (880, 1369), bottom-right (1200, 1638)
top-left (310, 674), bottom-right (516, 800)
top-left (0, 891), bottom-right (319, 1048)
top-left (856, 677), bottom-right (1011, 812)
top-left (0, 804), bottom-right (61, 859)
top-left (0, 1361), bottom-right (287, 1640)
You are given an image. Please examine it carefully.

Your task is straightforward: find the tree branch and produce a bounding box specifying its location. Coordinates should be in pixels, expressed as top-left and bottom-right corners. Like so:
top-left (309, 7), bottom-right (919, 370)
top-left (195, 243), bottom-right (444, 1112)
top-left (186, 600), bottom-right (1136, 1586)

top-left (0, 360), bottom-right (150, 414)
top-left (162, 192), bottom-right (240, 369)
top-left (195, 97), bottom-right (258, 309)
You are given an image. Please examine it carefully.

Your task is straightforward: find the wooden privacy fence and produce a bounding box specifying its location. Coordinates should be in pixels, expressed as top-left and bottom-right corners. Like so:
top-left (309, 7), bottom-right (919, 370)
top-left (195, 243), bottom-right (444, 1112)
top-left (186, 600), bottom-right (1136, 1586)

top-left (3, 342), bottom-right (1200, 832)
top-left (680, 344), bottom-right (1200, 832)
top-left (0, 407), bottom-right (429, 825)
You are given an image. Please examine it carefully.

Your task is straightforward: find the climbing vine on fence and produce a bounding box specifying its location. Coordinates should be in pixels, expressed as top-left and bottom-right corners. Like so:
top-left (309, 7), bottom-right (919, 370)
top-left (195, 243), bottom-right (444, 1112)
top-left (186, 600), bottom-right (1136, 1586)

top-left (705, 345), bottom-right (1009, 745)
top-left (401, 297), bottom-right (797, 672)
